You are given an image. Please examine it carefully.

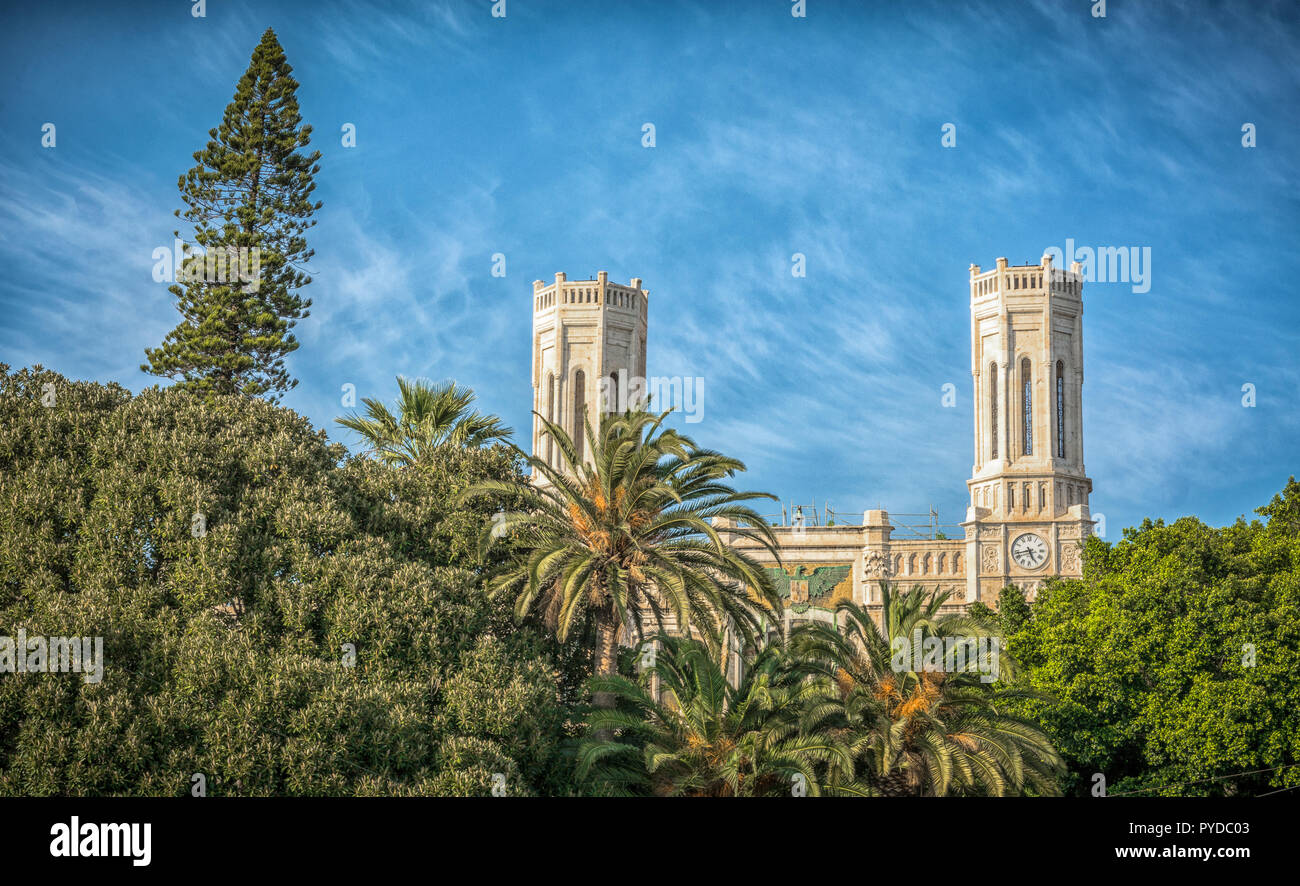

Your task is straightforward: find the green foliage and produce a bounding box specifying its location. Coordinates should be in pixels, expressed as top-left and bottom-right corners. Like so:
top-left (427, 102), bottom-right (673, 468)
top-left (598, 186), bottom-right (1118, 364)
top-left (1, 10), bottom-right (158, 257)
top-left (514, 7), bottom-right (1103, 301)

top-left (465, 408), bottom-right (784, 687)
top-left (577, 633), bottom-right (847, 796)
top-left (143, 28), bottom-right (321, 400)
top-left (1006, 479), bottom-right (1300, 796)
top-left (336, 376), bottom-right (513, 465)
top-left (964, 587), bottom-right (1031, 636)
top-left (0, 365), bottom-right (579, 796)
top-left (964, 601), bottom-right (997, 625)
top-left (16, 357), bottom-right (1291, 799)
top-left (578, 584), bottom-right (1063, 798)
top-left (996, 585), bottom-right (1033, 635)
top-left (792, 589), bottom-right (1064, 796)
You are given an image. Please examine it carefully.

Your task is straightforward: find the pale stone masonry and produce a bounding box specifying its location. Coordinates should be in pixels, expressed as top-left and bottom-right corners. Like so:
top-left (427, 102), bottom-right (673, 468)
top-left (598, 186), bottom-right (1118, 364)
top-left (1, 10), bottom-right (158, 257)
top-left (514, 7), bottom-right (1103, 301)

top-left (962, 254), bottom-right (1094, 602)
top-left (530, 271), bottom-right (648, 476)
top-left (529, 255), bottom-right (1093, 627)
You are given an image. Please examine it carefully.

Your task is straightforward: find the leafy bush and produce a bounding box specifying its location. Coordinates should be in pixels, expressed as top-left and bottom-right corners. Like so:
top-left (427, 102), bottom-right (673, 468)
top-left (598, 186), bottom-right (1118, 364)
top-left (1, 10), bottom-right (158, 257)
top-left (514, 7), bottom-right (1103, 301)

top-left (0, 365), bottom-right (583, 796)
top-left (1006, 478), bottom-right (1300, 796)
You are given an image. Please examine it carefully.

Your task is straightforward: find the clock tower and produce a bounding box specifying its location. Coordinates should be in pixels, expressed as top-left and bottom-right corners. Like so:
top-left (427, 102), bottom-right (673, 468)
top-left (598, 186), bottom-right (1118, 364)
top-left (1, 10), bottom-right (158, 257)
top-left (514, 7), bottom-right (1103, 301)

top-left (963, 255), bottom-right (1094, 602)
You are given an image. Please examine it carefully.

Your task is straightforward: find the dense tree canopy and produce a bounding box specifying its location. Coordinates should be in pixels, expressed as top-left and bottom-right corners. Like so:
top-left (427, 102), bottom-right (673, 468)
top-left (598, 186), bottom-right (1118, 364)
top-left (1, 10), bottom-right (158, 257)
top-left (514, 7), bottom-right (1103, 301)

top-left (0, 365), bottom-right (582, 796)
top-left (1004, 478), bottom-right (1300, 796)
top-left (4, 361), bottom-right (1293, 798)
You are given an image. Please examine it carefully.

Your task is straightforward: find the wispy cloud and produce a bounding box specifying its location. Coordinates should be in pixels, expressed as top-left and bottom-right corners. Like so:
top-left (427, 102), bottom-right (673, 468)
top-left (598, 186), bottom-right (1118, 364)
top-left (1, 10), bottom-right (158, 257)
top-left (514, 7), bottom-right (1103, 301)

top-left (0, 0), bottom-right (1295, 538)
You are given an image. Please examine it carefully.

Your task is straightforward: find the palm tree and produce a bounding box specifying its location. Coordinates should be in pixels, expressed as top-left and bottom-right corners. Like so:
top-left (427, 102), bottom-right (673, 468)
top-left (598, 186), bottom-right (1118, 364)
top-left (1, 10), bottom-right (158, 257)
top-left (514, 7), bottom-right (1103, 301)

top-left (336, 376), bottom-right (512, 465)
top-left (792, 585), bottom-right (1065, 796)
top-left (576, 633), bottom-right (855, 796)
top-left (462, 407), bottom-right (784, 689)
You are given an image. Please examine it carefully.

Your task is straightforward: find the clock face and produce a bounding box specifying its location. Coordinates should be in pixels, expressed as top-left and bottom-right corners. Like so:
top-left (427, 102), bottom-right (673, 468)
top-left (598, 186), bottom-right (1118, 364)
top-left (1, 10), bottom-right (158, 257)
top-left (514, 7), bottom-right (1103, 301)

top-left (1011, 533), bottom-right (1048, 570)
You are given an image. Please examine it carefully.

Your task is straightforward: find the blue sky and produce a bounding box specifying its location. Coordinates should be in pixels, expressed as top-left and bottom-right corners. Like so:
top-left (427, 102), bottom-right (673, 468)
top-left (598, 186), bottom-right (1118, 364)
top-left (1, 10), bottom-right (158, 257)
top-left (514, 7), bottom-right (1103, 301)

top-left (1, 0), bottom-right (1297, 538)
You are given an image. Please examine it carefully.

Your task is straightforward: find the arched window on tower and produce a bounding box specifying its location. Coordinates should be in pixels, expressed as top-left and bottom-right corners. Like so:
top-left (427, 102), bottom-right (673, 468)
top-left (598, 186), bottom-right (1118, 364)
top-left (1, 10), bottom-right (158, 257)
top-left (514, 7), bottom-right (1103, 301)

top-left (608, 370), bottom-right (619, 413)
top-left (989, 362), bottom-right (998, 459)
top-left (1021, 357), bottom-right (1033, 456)
top-left (572, 370), bottom-right (586, 462)
top-left (1056, 360), bottom-right (1065, 459)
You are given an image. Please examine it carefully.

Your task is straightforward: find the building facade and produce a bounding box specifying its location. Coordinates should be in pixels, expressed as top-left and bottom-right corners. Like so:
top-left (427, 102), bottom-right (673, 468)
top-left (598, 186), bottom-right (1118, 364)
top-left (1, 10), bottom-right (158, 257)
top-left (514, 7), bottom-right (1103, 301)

top-left (530, 271), bottom-right (648, 474)
top-left (529, 255), bottom-right (1093, 626)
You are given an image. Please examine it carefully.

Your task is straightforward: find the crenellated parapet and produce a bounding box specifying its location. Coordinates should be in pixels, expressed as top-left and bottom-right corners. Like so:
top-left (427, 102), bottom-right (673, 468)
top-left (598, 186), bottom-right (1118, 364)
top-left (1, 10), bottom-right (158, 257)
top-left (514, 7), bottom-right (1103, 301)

top-left (532, 270), bottom-right (647, 320)
top-left (530, 271), bottom-right (648, 479)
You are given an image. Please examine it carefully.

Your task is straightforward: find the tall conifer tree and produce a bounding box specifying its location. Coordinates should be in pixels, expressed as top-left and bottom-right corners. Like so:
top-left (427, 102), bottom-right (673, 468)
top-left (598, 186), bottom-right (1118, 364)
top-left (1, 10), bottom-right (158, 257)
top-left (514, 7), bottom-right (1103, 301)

top-left (143, 28), bottom-right (321, 400)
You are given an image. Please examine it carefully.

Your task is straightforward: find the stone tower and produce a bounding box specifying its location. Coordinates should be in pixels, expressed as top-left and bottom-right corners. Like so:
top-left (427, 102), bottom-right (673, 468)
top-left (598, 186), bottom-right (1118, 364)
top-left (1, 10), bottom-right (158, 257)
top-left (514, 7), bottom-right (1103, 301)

top-left (530, 271), bottom-right (648, 475)
top-left (963, 254), bottom-right (1093, 602)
